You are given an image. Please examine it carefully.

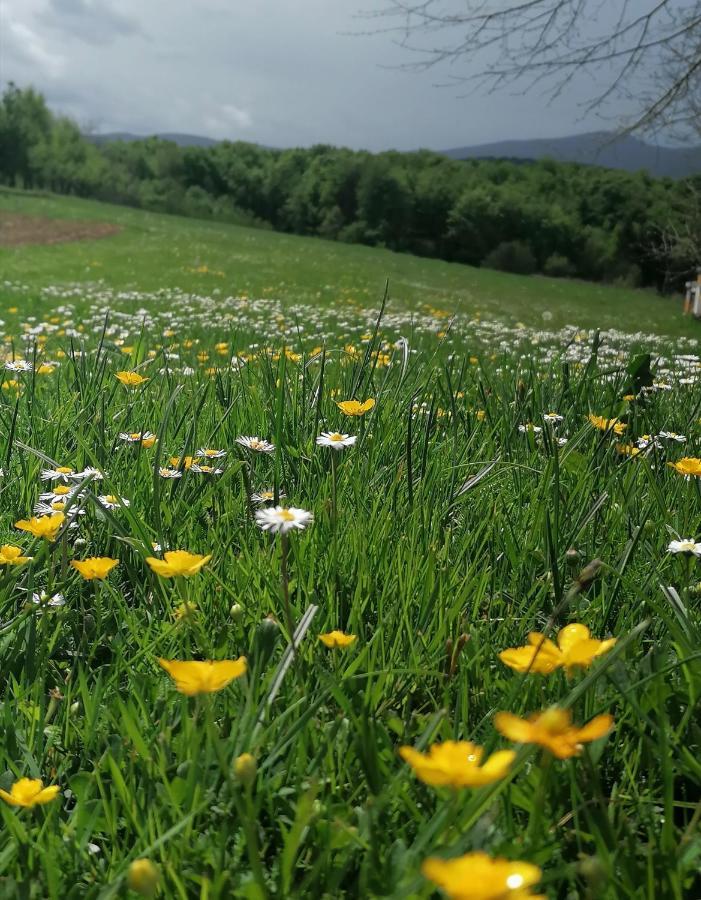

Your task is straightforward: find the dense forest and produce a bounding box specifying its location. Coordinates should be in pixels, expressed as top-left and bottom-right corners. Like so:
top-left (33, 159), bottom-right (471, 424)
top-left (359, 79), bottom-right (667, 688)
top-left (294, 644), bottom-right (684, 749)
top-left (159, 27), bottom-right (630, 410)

top-left (1, 83), bottom-right (699, 290)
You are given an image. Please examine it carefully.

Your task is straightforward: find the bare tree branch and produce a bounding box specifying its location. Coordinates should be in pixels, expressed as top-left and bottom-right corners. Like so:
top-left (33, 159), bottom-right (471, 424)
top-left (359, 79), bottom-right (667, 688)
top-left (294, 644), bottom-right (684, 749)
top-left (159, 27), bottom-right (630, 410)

top-left (358, 0), bottom-right (701, 136)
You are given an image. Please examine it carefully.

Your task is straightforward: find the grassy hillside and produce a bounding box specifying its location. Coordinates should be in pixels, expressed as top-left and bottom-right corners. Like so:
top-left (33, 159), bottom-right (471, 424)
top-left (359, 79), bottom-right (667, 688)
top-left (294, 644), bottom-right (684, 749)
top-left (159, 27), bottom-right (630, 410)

top-left (0, 189), bottom-right (695, 338)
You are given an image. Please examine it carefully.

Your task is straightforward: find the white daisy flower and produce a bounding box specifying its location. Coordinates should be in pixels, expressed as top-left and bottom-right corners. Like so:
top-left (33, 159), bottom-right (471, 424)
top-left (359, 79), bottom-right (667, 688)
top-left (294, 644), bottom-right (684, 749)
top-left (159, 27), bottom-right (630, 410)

top-left (236, 436), bottom-right (275, 453)
top-left (195, 448), bottom-right (227, 459)
top-left (254, 506), bottom-right (313, 534)
top-left (34, 500), bottom-right (85, 517)
top-left (542, 412), bottom-right (563, 424)
top-left (5, 360), bottom-right (32, 372)
top-left (119, 431), bottom-right (156, 444)
top-left (190, 464), bottom-right (223, 475)
top-left (251, 489), bottom-right (285, 505)
top-left (657, 432), bottom-right (686, 443)
top-left (72, 466), bottom-right (104, 481)
top-left (667, 539), bottom-right (701, 555)
top-left (316, 432), bottom-right (357, 450)
top-left (40, 466), bottom-right (75, 482)
top-left (518, 423), bottom-right (542, 435)
top-left (159, 467), bottom-right (183, 479)
top-left (39, 485), bottom-right (80, 503)
top-left (97, 494), bottom-right (130, 510)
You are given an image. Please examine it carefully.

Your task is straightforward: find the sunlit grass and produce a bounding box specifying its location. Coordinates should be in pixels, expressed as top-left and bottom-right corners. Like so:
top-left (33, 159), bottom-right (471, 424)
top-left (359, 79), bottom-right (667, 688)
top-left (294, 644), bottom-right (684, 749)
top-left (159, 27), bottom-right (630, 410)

top-left (0, 219), bottom-right (700, 897)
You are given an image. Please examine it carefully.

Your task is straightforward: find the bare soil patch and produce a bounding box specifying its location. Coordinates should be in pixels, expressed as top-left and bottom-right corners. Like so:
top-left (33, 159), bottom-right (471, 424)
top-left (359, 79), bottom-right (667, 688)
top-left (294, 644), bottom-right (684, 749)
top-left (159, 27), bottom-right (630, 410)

top-left (0, 212), bottom-right (122, 247)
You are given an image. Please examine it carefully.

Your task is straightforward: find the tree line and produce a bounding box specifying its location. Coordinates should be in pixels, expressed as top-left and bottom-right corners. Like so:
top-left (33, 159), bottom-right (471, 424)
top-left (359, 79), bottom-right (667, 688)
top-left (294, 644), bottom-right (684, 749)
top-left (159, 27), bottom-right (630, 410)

top-left (1, 83), bottom-right (698, 291)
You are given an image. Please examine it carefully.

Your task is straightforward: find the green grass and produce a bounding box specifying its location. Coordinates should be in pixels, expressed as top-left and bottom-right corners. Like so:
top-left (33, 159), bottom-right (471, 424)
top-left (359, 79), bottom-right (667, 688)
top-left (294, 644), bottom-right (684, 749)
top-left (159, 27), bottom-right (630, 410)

top-left (0, 191), bottom-right (700, 899)
top-left (0, 188), bottom-right (696, 338)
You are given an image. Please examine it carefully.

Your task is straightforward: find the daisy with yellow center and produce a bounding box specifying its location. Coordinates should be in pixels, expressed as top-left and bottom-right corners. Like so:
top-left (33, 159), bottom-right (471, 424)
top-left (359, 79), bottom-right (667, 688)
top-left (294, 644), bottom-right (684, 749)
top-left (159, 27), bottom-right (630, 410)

top-left (146, 550), bottom-right (212, 578)
top-left (0, 545), bottom-right (32, 565)
top-left (195, 448), bottom-right (227, 458)
top-left (422, 852), bottom-right (544, 900)
top-left (400, 741), bottom-right (515, 788)
top-left (115, 370), bottom-right (149, 387)
top-left (40, 466), bottom-right (75, 482)
top-left (255, 506), bottom-right (313, 534)
top-left (494, 707), bottom-right (614, 759)
top-left (39, 484), bottom-right (73, 502)
top-left (97, 494), bottom-right (130, 510)
top-left (251, 488), bottom-right (285, 504)
top-left (236, 435), bottom-right (276, 453)
top-left (158, 657), bottom-right (247, 695)
top-left (15, 513), bottom-right (65, 541)
top-left (336, 398), bottom-right (375, 416)
top-left (499, 624), bottom-right (616, 675)
top-left (71, 557), bottom-right (119, 581)
top-left (316, 432), bottom-right (357, 450)
top-left (319, 630), bottom-right (356, 649)
top-left (119, 431), bottom-right (157, 448)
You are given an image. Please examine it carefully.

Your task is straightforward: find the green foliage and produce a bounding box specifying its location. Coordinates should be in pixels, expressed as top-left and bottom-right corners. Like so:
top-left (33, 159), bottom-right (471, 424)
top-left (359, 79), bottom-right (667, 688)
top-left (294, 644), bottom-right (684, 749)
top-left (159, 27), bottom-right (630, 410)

top-left (0, 273), bottom-right (699, 898)
top-left (1, 85), bottom-right (700, 292)
top-left (483, 241), bottom-right (537, 275)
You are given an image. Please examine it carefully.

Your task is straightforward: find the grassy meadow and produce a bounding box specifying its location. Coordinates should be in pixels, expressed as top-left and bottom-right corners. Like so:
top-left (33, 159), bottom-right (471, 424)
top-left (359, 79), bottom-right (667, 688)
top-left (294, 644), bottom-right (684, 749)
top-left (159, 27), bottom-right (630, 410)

top-left (0, 191), bottom-right (700, 899)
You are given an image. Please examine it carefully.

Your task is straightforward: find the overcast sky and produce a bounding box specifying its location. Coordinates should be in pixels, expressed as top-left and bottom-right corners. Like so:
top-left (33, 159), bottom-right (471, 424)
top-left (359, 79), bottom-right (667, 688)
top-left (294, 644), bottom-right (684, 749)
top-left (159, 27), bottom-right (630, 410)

top-left (0, 0), bottom-right (653, 150)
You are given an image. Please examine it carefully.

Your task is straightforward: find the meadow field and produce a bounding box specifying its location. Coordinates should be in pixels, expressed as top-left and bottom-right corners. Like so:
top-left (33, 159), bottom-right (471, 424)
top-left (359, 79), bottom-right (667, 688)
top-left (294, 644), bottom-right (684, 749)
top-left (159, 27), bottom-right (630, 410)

top-left (0, 191), bottom-right (700, 899)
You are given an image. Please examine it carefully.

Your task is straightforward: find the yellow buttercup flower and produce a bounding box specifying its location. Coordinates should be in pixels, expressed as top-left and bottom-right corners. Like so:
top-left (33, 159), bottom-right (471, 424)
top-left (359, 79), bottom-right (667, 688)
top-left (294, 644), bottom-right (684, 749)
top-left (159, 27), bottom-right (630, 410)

top-left (146, 550), bottom-right (212, 577)
top-left (0, 545), bottom-right (32, 565)
top-left (400, 741), bottom-right (515, 788)
top-left (588, 414), bottom-right (626, 435)
top-left (616, 443), bottom-right (641, 457)
top-left (319, 630), bottom-right (356, 649)
top-left (0, 777), bottom-right (60, 808)
top-left (169, 455), bottom-right (195, 470)
top-left (15, 513), bottom-right (65, 541)
top-left (336, 398), bottom-right (375, 416)
top-left (70, 557), bottom-right (119, 581)
top-left (499, 624), bottom-right (616, 675)
top-left (127, 859), bottom-right (160, 897)
top-left (157, 657), bottom-right (247, 695)
top-left (668, 457), bottom-right (701, 477)
top-left (115, 371), bottom-right (149, 387)
top-left (233, 753), bottom-right (257, 788)
top-left (422, 851), bottom-right (544, 899)
top-left (494, 708), bottom-right (614, 759)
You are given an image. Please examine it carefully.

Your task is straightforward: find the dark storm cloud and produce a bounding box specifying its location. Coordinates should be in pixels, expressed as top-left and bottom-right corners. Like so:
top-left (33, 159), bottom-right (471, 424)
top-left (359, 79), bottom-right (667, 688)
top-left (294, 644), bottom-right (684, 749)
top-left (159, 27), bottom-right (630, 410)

top-left (0, 0), bottom-right (644, 150)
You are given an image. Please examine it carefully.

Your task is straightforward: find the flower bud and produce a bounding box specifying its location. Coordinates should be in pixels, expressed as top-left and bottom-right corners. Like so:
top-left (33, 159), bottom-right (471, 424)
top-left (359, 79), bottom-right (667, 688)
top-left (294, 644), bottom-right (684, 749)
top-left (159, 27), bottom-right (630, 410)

top-left (233, 752), bottom-right (257, 789)
top-left (565, 547), bottom-right (580, 567)
top-left (229, 603), bottom-right (244, 621)
top-left (576, 558), bottom-right (603, 590)
top-left (127, 858), bottom-right (160, 897)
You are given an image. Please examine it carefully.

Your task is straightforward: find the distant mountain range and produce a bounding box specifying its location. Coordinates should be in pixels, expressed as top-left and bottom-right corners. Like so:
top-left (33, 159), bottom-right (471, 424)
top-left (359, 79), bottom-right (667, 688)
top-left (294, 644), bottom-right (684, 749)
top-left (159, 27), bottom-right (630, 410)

top-left (441, 131), bottom-right (701, 178)
top-left (85, 129), bottom-right (701, 178)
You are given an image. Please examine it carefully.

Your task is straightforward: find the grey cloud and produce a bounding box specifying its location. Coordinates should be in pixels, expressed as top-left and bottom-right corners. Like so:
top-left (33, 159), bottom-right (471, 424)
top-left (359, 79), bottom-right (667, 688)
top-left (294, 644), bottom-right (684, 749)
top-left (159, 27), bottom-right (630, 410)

top-left (1, 0), bottom-right (645, 151)
top-left (45, 0), bottom-right (143, 45)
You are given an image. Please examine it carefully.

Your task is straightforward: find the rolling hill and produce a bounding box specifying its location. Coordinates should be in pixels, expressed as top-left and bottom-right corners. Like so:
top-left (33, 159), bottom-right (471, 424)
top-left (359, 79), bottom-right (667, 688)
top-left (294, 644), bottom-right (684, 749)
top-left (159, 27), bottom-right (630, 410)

top-left (441, 131), bottom-right (701, 178)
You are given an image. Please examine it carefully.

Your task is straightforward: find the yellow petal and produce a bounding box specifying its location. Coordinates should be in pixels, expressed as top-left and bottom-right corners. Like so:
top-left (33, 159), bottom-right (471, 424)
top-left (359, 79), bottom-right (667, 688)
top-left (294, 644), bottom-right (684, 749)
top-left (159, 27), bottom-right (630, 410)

top-left (557, 623), bottom-right (591, 654)
top-left (494, 712), bottom-right (533, 744)
top-left (575, 714), bottom-right (614, 743)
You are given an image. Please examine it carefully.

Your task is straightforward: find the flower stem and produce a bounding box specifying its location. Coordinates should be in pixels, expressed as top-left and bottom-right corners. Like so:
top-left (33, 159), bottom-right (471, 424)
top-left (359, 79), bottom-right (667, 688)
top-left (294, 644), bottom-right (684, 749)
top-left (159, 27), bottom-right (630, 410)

top-left (279, 533), bottom-right (296, 648)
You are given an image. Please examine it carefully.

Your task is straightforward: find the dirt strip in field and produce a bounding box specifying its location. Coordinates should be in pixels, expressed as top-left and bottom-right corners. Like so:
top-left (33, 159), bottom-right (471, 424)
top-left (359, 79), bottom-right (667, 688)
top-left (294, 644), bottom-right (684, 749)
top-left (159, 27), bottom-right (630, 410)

top-left (0, 212), bottom-right (122, 247)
